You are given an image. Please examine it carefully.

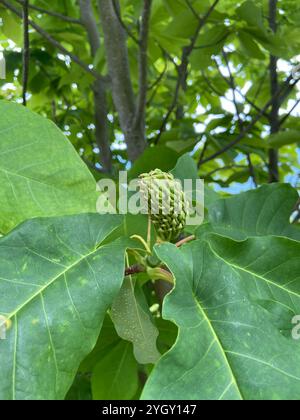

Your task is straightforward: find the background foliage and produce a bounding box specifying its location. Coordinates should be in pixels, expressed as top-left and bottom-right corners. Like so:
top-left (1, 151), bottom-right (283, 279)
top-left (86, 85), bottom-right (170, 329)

top-left (0, 0), bottom-right (299, 187)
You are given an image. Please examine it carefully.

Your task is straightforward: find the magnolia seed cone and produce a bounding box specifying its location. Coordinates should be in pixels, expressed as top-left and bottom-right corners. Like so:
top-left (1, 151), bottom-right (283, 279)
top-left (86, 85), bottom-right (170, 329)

top-left (139, 169), bottom-right (189, 242)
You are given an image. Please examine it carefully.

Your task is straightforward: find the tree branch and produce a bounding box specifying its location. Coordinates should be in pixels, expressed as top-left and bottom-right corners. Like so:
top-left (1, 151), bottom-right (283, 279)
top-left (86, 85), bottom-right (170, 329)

top-left (213, 56), bottom-right (269, 119)
top-left (22, 0), bottom-right (29, 106)
top-left (198, 74), bottom-right (299, 166)
top-left (82, 156), bottom-right (104, 174)
top-left (222, 49), bottom-right (243, 130)
top-left (197, 137), bottom-right (209, 169)
top-left (79, 0), bottom-right (100, 56)
top-left (246, 153), bottom-right (258, 187)
top-left (0, 0), bottom-right (103, 81)
top-left (155, 0), bottom-right (220, 144)
top-left (222, 50), bottom-right (257, 186)
top-left (268, 0), bottom-right (280, 183)
top-left (16, 0), bottom-right (82, 24)
top-left (134, 0), bottom-right (152, 129)
top-left (125, 264), bottom-right (145, 277)
top-left (98, 0), bottom-right (146, 161)
top-left (111, 0), bottom-right (139, 45)
top-left (79, 0), bottom-right (112, 174)
top-left (280, 98), bottom-right (300, 126)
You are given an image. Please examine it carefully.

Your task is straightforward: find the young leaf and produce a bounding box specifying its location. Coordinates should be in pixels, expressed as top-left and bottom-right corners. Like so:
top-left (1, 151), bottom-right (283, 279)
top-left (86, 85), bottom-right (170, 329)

top-left (111, 278), bottom-right (160, 365)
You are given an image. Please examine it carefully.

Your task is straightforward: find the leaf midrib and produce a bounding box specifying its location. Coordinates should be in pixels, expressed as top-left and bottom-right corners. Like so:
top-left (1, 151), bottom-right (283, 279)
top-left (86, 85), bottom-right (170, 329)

top-left (207, 241), bottom-right (300, 300)
top-left (6, 246), bottom-right (101, 321)
top-left (193, 297), bottom-right (244, 400)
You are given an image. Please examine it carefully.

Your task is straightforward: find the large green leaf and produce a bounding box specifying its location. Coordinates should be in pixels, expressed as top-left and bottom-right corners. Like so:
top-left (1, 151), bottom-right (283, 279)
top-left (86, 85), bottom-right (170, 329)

top-left (128, 146), bottom-right (179, 180)
top-left (197, 183), bottom-right (300, 241)
top-left (111, 278), bottom-right (160, 364)
top-left (142, 236), bottom-right (300, 400)
top-left (0, 214), bottom-right (129, 400)
top-left (0, 101), bottom-right (98, 234)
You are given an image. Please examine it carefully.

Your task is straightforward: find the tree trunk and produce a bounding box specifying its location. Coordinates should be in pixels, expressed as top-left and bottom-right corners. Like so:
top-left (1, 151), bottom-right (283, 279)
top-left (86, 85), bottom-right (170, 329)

top-left (98, 0), bottom-right (146, 162)
top-left (79, 0), bottom-right (112, 173)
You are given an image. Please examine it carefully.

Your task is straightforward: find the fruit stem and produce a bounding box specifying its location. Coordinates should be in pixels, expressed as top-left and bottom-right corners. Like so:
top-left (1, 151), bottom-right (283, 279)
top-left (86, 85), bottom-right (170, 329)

top-left (147, 267), bottom-right (174, 285)
top-left (176, 235), bottom-right (196, 248)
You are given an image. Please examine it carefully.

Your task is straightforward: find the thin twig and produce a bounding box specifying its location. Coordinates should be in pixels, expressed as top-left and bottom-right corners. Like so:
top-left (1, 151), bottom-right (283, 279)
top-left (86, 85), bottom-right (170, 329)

top-left (134, 0), bottom-right (152, 127)
top-left (198, 73), bottom-right (299, 165)
top-left (222, 49), bottom-right (243, 130)
top-left (176, 235), bottom-right (195, 248)
top-left (197, 137), bottom-right (209, 168)
top-left (148, 58), bottom-right (167, 91)
top-left (205, 164), bottom-right (249, 177)
top-left (280, 98), bottom-right (300, 126)
top-left (82, 157), bottom-right (104, 173)
top-left (111, 0), bottom-right (139, 44)
top-left (246, 153), bottom-right (258, 187)
top-left (155, 0), bottom-right (220, 145)
top-left (1, 0), bottom-right (103, 81)
top-left (222, 50), bottom-right (257, 186)
top-left (193, 33), bottom-right (229, 50)
top-left (16, 0), bottom-right (82, 24)
top-left (185, 0), bottom-right (201, 21)
top-left (22, 0), bottom-right (29, 106)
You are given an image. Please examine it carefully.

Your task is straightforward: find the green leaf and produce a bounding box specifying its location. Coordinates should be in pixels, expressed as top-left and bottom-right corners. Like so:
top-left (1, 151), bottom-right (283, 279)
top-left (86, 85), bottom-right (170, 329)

top-left (198, 183), bottom-right (300, 241)
top-left (142, 236), bottom-right (300, 400)
top-left (171, 154), bottom-right (220, 206)
top-left (0, 101), bottom-right (98, 234)
top-left (164, 10), bottom-right (198, 39)
top-left (0, 10), bottom-right (23, 44)
top-left (238, 30), bottom-right (265, 59)
top-left (79, 315), bottom-right (121, 374)
top-left (0, 214), bottom-right (129, 400)
top-left (128, 146), bottom-right (179, 180)
top-left (236, 0), bottom-right (264, 29)
top-left (268, 130), bottom-right (300, 149)
top-left (66, 375), bottom-right (92, 401)
top-left (111, 278), bottom-right (160, 364)
top-left (91, 341), bottom-right (139, 400)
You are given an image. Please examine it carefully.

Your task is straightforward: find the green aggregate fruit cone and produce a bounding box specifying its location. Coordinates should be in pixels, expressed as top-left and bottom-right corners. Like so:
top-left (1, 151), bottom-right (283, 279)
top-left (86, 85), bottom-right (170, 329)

top-left (139, 169), bottom-right (189, 242)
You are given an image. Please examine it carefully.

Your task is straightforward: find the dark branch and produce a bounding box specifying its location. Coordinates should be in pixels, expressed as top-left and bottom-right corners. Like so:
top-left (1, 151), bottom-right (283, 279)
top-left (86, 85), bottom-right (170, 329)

top-left (198, 74), bottom-right (300, 166)
top-left (268, 0), bottom-right (280, 183)
top-left (246, 153), bottom-right (258, 187)
top-left (213, 56), bottom-right (269, 119)
top-left (82, 157), bottom-right (105, 174)
top-left (134, 0), bottom-right (152, 128)
top-left (222, 49), bottom-right (243, 130)
top-left (197, 137), bottom-right (209, 169)
top-left (125, 264), bottom-right (145, 277)
top-left (79, 0), bottom-right (112, 174)
top-left (280, 98), bottom-right (300, 126)
top-left (22, 0), bottom-right (29, 106)
top-left (155, 0), bottom-right (220, 144)
top-left (1, 0), bottom-right (103, 81)
top-left (16, 0), bottom-right (82, 24)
